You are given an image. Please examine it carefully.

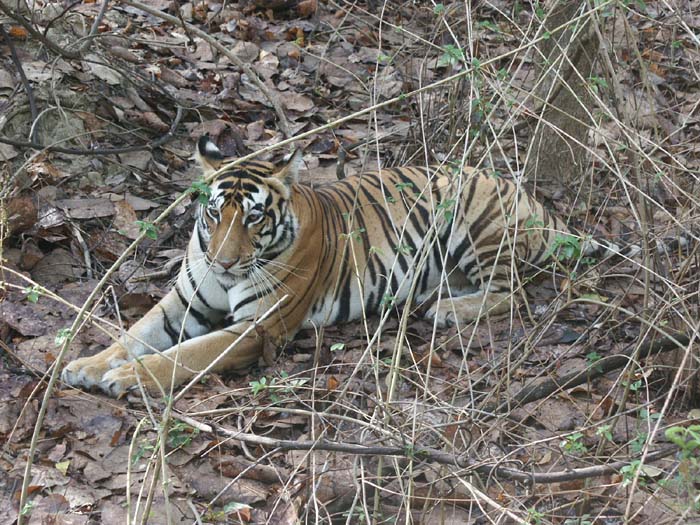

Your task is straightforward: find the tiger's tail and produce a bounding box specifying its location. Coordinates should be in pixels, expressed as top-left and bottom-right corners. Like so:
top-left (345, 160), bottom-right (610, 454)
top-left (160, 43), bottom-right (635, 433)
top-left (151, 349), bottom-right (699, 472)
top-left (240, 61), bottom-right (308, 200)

top-left (581, 231), bottom-right (691, 260)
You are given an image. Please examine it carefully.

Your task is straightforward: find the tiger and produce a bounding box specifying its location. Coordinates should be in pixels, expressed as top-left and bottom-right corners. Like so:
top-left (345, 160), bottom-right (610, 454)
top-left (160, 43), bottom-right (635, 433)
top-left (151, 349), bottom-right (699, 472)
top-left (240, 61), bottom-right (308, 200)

top-left (61, 135), bottom-right (629, 397)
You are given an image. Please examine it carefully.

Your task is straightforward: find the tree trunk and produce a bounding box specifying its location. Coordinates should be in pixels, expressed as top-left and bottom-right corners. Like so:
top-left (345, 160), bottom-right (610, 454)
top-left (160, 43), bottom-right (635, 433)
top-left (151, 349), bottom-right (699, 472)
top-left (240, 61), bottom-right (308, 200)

top-left (524, 2), bottom-right (600, 192)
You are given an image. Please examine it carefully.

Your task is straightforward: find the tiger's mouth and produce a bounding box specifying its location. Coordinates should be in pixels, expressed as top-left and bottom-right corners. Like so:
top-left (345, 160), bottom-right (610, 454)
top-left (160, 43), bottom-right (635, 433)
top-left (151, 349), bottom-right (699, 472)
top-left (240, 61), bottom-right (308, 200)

top-left (214, 261), bottom-right (256, 277)
top-left (204, 254), bottom-right (256, 277)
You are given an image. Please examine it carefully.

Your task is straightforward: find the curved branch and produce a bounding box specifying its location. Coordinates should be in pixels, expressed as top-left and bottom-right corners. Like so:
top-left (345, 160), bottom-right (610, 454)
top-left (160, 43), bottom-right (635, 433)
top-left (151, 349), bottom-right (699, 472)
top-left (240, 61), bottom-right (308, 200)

top-left (0, 24), bottom-right (38, 143)
top-left (0, 3), bottom-right (81, 59)
top-left (489, 332), bottom-right (691, 413)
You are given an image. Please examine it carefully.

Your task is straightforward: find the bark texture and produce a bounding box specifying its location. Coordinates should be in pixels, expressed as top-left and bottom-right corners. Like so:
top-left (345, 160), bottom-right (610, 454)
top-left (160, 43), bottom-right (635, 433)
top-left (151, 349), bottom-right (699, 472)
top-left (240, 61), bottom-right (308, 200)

top-left (525, 3), bottom-right (600, 190)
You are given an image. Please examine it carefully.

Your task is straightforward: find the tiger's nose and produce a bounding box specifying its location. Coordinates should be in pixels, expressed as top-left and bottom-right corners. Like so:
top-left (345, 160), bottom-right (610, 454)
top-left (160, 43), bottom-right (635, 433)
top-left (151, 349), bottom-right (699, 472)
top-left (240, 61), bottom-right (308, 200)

top-left (218, 257), bottom-right (239, 269)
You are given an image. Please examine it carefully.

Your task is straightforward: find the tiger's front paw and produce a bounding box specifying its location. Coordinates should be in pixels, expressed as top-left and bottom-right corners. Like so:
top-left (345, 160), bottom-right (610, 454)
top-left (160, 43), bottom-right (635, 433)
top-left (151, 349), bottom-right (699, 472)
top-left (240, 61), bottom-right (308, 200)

top-left (424, 302), bottom-right (459, 328)
top-left (424, 294), bottom-right (484, 328)
top-left (62, 342), bottom-right (130, 392)
top-left (100, 354), bottom-right (175, 398)
top-left (100, 363), bottom-right (144, 397)
top-left (62, 355), bottom-right (114, 390)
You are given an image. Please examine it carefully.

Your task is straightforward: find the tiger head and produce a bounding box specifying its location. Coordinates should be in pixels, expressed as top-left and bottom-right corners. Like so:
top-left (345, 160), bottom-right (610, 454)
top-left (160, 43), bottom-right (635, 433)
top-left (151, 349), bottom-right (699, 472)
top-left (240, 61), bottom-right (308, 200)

top-left (195, 136), bottom-right (302, 277)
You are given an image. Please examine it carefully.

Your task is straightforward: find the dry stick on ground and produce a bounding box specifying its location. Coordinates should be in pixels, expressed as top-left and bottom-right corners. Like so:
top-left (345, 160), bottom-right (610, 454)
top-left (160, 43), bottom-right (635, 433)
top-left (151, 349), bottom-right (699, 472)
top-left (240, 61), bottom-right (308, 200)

top-left (488, 332), bottom-right (692, 414)
top-left (15, 6), bottom-right (619, 520)
top-left (0, 3), bottom-right (82, 59)
top-left (174, 414), bottom-right (677, 485)
top-left (0, 2), bottom-right (182, 156)
top-left (0, 0), bottom-right (108, 149)
top-left (118, 0), bottom-right (292, 139)
top-left (0, 0), bottom-right (112, 58)
top-left (0, 102), bottom-right (183, 157)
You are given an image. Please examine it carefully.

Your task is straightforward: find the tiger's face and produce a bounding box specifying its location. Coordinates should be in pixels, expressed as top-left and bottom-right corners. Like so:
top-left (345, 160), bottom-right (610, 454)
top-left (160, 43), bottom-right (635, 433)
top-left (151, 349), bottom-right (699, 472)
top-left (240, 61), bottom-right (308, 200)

top-left (195, 136), bottom-right (302, 278)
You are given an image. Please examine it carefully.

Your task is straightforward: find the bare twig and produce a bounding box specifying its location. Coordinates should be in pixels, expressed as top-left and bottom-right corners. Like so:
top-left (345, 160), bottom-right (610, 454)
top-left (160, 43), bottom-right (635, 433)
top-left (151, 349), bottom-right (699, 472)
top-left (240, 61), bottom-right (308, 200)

top-left (489, 332), bottom-right (691, 413)
top-left (0, 0), bottom-right (110, 59)
top-left (74, 0), bottom-right (111, 56)
top-left (0, 4), bottom-right (77, 59)
top-left (174, 413), bottom-right (677, 485)
top-left (0, 106), bottom-right (183, 157)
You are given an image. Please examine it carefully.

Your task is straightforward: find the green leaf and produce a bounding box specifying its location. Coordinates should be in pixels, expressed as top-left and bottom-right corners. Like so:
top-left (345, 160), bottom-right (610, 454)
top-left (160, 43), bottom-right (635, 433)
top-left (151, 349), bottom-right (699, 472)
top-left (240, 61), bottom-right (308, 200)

top-left (433, 3), bottom-right (445, 16)
top-left (380, 294), bottom-right (396, 308)
top-left (136, 220), bottom-right (158, 240)
top-left (596, 424), bottom-right (613, 442)
top-left (586, 351), bottom-right (602, 363)
top-left (55, 328), bottom-right (73, 347)
top-left (20, 501), bottom-right (36, 516)
top-left (477, 20), bottom-right (498, 32)
top-left (330, 343), bottom-right (345, 352)
top-left (250, 377), bottom-right (269, 396)
top-left (24, 285), bottom-right (41, 303)
top-left (437, 44), bottom-right (465, 68)
top-left (394, 243), bottom-right (414, 255)
top-left (579, 293), bottom-right (607, 302)
top-left (224, 501), bottom-right (251, 513)
top-left (188, 180), bottom-right (212, 205)
top-left (55, 460), bottom-right (70, 475)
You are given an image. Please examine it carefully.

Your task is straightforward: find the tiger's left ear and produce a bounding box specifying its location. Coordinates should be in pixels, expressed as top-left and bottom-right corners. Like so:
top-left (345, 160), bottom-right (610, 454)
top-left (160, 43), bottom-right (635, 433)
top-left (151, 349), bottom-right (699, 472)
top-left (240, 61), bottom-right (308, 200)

top-left (195, 134), bottom-right (225, 174)
top-left (272, 149), bottom-right (303, 186)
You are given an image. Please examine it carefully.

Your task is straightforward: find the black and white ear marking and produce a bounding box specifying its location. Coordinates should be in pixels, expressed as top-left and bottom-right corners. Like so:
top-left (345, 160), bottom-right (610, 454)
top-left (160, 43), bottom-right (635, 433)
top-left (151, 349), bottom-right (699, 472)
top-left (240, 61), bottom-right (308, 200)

top-left (198, 134), bottom-right (224, 160)
top-left (273, 148), bottom-right (304, 186)
top-left (195, 134), bottom-right (225, 173)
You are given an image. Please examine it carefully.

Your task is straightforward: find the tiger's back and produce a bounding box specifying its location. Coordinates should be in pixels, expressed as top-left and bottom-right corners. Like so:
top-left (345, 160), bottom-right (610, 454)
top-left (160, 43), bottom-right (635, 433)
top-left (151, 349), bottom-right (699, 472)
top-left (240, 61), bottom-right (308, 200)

top-left (291, 164), bottom-right (565, 327)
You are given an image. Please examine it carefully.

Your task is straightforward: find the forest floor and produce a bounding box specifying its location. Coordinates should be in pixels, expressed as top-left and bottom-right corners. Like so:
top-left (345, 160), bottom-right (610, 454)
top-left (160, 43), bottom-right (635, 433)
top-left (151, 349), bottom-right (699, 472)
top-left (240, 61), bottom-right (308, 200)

top-left (1, 1), bottom-right (700, 524)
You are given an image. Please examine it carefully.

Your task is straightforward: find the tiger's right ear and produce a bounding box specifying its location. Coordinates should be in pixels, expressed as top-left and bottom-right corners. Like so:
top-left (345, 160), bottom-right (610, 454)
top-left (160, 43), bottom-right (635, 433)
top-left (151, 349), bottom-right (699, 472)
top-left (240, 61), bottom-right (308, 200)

top-left (272, 148), bottom-right (303, 186)
top-left (195, 134), bottom-right (224, 174)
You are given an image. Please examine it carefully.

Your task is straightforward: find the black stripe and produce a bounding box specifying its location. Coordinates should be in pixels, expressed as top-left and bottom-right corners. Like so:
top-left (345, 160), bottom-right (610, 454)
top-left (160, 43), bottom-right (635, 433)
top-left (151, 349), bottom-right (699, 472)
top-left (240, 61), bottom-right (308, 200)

top-left (176, 285), bottom-right (212, 329)
top-left (160, 305), bottom-right (181, 342)
top-left (234, 291), bottom-right (262, 311)
top-left (184, 253), bottom-right (215, 310)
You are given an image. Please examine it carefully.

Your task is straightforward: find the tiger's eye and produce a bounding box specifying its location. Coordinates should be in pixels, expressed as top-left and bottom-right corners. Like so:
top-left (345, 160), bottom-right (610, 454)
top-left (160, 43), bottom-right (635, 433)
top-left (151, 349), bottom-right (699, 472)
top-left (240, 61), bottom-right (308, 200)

top-left (247, 209), bottom-right (264, 224)
top-left (206, 205), bottom-right (220, 220)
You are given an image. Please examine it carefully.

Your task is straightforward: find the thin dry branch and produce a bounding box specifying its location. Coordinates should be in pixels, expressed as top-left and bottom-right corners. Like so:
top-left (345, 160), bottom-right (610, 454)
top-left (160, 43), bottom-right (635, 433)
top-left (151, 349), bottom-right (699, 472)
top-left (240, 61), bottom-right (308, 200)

top-left (0, 107), bottom-right (183, 200)
top-left (489, 332), bottom-right (692, 413)
top-left (0, 3), bottom-right (81, 59)
top-left (174, 414), bottom-right (677, 485)
top-left (0, 24), bottom-right (38, 142)
top-left (0, 106), bottom-right (183, 155)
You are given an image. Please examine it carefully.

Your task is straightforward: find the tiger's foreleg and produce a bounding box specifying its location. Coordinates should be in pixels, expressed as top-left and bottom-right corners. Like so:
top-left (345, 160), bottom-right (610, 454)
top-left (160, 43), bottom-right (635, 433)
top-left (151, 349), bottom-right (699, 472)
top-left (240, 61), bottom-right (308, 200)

top-left (62, 287), bottom-right (217, 390)
top-left (97, 322), bottom-right (276, 397)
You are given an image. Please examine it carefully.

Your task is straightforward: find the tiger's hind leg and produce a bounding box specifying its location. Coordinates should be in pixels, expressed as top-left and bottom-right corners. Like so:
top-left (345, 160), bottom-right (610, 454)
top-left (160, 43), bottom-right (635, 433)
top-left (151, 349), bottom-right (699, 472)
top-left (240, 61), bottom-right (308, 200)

top-left (422, 251), bottom-right (516, 327)
top-left (424, 288), bottom-right (511, 327)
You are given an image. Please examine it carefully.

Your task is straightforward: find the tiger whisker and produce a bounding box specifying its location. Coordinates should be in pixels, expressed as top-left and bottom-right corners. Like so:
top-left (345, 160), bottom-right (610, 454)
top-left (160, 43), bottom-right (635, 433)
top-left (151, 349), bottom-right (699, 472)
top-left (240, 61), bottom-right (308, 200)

top-left (254, 264), bottom-right (295, 297)
top-left (257, 258), bottom-right (309, 279)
